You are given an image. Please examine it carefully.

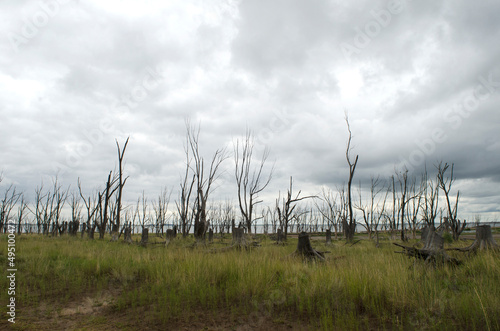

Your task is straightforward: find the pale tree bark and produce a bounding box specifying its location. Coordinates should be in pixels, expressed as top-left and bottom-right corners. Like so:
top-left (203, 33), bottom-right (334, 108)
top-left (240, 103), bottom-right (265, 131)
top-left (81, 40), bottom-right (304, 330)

top-left (275, 176), bottom-right (314, 241)
top-left (345, 115), bottom-right (358, 243)
top-left (234, 130), bottom-right (273, 234)
top-left (315, 187), bottom-right (339, 240)
top-left (153, 187), bottom-right (172, 236)
top-left (436, 162), bottom-right (465, 241)
top-left (0, 183), bottom-right (21, 233)
top-left (421, 167), bottom-right (439, 229)
top-left (176, 135), bottom-right (196, 237)
top-left (185, 121), bottom-right (228, 240)
top-left (113, 137), bottom-right (130, 240)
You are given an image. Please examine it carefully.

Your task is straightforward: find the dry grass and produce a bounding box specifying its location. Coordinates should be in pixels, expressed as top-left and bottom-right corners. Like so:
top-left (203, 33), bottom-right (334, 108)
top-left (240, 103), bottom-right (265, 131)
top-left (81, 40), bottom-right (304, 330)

top-left (0, 233), bottom-right (499, 330)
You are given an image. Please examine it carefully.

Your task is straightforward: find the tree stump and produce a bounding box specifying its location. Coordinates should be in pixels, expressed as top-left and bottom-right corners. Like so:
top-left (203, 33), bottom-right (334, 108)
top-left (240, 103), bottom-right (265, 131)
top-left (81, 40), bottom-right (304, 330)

top-left (208, 228), bottom-right (214, 242)
top-left (166, 225), bottom-right (177, 240)
top-left (394, 228), bottom-right (461, 266)
top-left (326, 229), bottom-right (332, 245)
top-left (294, 232), bottom-right (325, 261)
top-left (448, 225), bottom-right (498, 253)
top-left (232, 227), bottom-right (246, 247)
top-left (124, 226), bottom-right (133, 244)
top-left (140, 228), bottom-right (149, 247)
top-left (420, 225), bottom-right (432, 244)
top-left (423, 229), bottom-right (444, 250)
top-left (276, 228), bottom-right (284, 244)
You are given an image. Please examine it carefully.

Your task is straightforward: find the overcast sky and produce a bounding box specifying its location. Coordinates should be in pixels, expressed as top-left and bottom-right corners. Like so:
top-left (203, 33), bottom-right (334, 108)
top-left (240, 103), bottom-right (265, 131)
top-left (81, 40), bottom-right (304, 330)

top-left (1, 0), bottom-right (499, 222)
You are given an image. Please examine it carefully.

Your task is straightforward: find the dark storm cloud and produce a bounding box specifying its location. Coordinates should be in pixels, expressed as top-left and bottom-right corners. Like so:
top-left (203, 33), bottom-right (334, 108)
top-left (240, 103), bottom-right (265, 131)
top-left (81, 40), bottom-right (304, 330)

top-left (0, 0), bottom-right (499, 220)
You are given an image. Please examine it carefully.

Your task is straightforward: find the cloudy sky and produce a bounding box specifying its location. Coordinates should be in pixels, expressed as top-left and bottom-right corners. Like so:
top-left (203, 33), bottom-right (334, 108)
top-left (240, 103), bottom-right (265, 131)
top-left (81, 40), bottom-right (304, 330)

top-left (1, 0), bottom-right (499, 222)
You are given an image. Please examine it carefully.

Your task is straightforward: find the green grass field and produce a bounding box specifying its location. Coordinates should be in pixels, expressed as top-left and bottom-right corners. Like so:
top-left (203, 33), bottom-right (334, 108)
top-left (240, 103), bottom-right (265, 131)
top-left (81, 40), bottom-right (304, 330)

top-left (1, 233), bottom-right (499, 330)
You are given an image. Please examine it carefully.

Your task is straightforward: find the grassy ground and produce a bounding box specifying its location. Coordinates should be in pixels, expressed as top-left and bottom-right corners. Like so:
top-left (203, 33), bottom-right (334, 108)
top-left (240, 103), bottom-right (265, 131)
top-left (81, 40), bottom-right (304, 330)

top-left (0, 233), bottom-right (499, 330)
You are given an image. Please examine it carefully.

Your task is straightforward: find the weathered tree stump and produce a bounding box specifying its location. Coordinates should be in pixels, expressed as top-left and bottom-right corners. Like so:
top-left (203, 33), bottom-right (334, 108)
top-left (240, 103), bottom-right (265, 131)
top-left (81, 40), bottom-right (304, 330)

top-left (294, 232), bottom-right (325, 261)
top-left (124, 226), bottom-right (133, 244)
top-left (448, 225), bottom-right (498, 253)
top-left (420, 225), bottom-right (432, 244)
top-left (326, 229), bottom-right (332, 245)
top-left (140, 228), bottom-right (149, 247)
top-left (276, 228), bottom-right (284, 244)
top-left (232, 227), bottom-right (246, 247)
top-left (166, 225), bottom-right (177, 240)
top-left (394, 228), bottom-right (461, 266)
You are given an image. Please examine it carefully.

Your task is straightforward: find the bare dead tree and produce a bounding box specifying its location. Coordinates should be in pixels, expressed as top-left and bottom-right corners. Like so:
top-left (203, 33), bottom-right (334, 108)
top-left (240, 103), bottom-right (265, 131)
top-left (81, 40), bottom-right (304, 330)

top-left (337, 184), bottom-right (348, 238)
top-left (345, 115), bottom-right (358, 243)
top-left (112, 136), bottom-right (130, 240)
top-left (234, 130), bottom-right (274, 234)
top-left (421, 167), bottom-right (439, 229)
top-left (49, 178), bottom-right (69, 237)
top-left (0, 183), bottom-right (21, 233)
top-left (78, 178), bottom-right (99, 239)
top-left (96, 171), bottom-right (119, 239)
top-left (69, 192), bottom-right (82, 236)
top-left (153, 186), bottom-right (172, 236)
top-left (392, 168), bottom-right (421, 242)
top-left (136, 191), bottom-right (150, 245)
top-left (315, 187), bottom-right (339, 240)
top-left (406, 175), bottom-right (423, 239)
top-left (436, 162), bottom-right (465, 241)
top-left (275, 176), bottom-right (315, 241)
top-left (355, 176), bottom-right (388, 244)
top-left (16, 194), bottom-right (28, 235)
top-left (176, 133), bottom-right (196, 237)
top-left (186, 121), bottom-right (228, 240)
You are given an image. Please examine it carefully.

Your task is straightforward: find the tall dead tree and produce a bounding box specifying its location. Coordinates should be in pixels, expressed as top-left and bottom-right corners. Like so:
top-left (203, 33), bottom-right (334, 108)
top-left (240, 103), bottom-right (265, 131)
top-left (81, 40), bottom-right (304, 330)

top-left (436, 162), bottom-right (465, 241)
top-left (153, 187), bottom-right (172, 236)
top-left (275, 177), bottom-right (314, 241)
top-left (78, 179), bottom-right (99, 239)
top-left (421, 167), bottom-right (439, 229)
top-left (0, 183), bottom-right (21, 233)
top-left (345, 116), bottom-right (358, 243)
top-left (112, 137), bottom-right (130, 240)
top-left (315, 187), bottom-right (339, 240)
top-left (176, 136), bottom-right (196, 237)
top-left (97, 171), bottom-right (119, 239)
top-left (16, 194), bottom-right (28, 235)
top-left (234, 130), bottom-right (273, 234)
top-left (355, 176), bottom-right (389, 245)
top-left (69, 192), bottom-right (82, 236)
top-left (186, 121), bottom-right (227, 240)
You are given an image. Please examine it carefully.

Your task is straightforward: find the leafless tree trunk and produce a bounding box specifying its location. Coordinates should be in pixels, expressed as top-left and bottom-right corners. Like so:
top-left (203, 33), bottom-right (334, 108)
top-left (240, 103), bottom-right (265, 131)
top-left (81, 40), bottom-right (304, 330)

top-left (69, 192), bottom-right (82, 236)
top-left (234, 130), bottom-right (273, 234)
top-left (78, 179), bottom-right (99, 240)
top-left (97, 171), bottom-right (119, 239)
top-left (153, 187), bottom-right (172, 236)
top-left (421, 167), bottom-right (439, 229)
top-left (406, 175), bottom-right (423, 240)
top-left (0, 183), bottom-right (21, 233)
top-left (275, 177), bottom-right (314, 241)
top-left (176, 136), bottom-right (196, 237)
top-left (113, 137), bottom-right (130, 240)
top-left (315, 187), bottom-right (339, 240)
top-left (185, 121), bottom-right (227, 241)
top-left (344, 116), bottom-right (358, 243)
top-left (16, 194), bottom-right (28, 235)
top-left (436, 162), bottom-right (465, 241)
